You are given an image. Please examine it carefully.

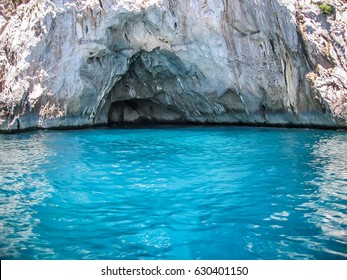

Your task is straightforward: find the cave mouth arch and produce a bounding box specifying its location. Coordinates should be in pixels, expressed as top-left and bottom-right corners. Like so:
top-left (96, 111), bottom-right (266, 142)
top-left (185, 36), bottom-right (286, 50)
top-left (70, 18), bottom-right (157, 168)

top-left (108, 99), bottom-right (186, 125)
top-left (96, 48), bottom-right (218, 125)
top-left (99, 48), bottom-right (203, 126)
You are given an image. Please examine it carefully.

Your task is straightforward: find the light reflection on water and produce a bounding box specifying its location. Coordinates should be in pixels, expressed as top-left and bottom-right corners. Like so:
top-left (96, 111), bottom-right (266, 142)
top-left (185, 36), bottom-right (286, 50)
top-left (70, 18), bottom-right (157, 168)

top-left (304, 135), bottom-right (347, 258)
top-left (0, 127), bottom-right (346, 259)
top-left (0, 132), bottom-right (54, 258)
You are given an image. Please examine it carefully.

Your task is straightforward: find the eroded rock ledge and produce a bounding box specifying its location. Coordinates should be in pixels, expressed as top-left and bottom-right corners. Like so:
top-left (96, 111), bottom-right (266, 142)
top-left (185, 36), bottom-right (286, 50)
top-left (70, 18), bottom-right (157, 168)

top-left (0, 0), bottom-right (346, 132)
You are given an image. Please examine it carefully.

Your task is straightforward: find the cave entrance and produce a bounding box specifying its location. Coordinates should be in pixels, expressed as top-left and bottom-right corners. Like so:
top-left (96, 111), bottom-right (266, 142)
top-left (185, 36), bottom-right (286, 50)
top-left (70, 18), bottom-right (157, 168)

top-left (101, 48), bottom-right (198, 126)
top-left (108, 99), bottom-right (185, 125)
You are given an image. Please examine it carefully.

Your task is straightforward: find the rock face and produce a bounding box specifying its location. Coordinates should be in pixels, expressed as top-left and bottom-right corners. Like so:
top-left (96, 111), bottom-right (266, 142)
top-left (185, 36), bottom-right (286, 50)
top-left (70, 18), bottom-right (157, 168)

top-left (0, 0), bottom-right (346, 131)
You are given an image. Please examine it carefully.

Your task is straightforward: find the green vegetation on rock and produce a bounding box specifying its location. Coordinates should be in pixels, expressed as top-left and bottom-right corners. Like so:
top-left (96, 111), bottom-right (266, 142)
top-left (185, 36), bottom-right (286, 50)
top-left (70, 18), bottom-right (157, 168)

top-left (319, 3), bottom-right (334, 15)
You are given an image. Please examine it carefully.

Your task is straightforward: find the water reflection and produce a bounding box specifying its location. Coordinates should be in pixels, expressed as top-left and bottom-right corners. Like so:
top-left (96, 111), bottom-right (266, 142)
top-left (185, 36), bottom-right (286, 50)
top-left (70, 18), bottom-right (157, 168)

top-left (305, 134), bottom-right (347, 258)
top-left (0, 132), bottom-right (53, 258)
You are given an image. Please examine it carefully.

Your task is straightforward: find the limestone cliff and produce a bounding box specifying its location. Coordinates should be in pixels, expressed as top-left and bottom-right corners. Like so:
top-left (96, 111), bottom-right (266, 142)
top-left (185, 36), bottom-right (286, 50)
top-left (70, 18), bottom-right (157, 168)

top-left (0, 0), bottom-right (346, 131)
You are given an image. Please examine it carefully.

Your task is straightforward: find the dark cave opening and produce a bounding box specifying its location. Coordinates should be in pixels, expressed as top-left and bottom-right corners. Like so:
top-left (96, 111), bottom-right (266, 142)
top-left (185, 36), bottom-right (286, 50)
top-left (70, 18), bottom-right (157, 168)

top-left (104, 48), bottom-right (196, 125)
top-left (108, 99), bottom-right (185, 125)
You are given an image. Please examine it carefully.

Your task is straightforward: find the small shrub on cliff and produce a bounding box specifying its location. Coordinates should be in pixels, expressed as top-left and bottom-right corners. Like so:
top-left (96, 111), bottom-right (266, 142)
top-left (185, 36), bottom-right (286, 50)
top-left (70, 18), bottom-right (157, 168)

top-left (318, 3), bottom-right (333, 15)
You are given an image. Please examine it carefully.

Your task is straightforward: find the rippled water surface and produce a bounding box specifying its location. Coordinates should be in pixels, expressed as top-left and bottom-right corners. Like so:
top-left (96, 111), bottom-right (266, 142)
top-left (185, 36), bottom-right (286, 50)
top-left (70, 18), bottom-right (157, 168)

top-left (0, 126), bottom-right (346, 259)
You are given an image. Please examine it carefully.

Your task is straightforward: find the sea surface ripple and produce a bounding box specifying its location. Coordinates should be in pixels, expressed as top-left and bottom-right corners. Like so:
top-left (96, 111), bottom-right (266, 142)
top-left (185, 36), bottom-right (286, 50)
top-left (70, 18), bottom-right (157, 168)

top-left (0, 126), bottom-right (346, 259)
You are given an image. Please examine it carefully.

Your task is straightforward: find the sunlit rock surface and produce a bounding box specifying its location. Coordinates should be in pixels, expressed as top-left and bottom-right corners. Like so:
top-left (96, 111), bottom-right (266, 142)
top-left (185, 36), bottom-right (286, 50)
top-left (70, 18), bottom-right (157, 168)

top-left (0, 0), bottom-right (346, 131)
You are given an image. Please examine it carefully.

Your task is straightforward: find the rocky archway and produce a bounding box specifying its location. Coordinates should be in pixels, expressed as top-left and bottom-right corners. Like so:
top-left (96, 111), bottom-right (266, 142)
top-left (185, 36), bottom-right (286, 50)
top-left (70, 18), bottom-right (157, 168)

top-left (98, 48), bottom-right (214, 125)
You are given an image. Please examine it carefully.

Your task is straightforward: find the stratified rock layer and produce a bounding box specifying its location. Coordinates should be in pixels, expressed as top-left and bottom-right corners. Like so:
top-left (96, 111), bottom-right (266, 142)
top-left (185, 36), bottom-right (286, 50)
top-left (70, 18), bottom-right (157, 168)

top-left (0, 0), bottom-right (346, 131)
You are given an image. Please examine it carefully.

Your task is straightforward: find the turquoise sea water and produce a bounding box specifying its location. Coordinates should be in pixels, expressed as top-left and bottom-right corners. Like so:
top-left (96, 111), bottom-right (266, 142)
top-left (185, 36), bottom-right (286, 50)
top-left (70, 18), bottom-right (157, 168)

top-left (0, 126), bottom-right (346, 260)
